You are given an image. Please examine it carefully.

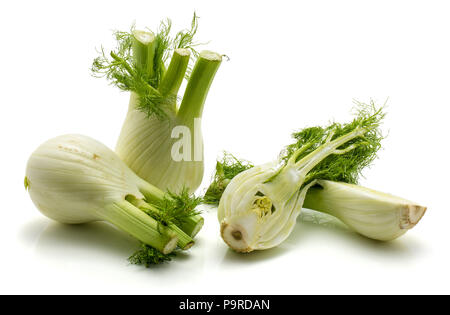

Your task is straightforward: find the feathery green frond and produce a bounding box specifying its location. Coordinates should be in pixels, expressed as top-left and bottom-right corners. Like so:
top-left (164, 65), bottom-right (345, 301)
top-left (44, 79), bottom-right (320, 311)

top-left (203, 152), bottom-right (254, 205)
top-left (174, 12), bottom-right (199, 50)
top-left (173, 12), bottom-right (202, 79)
top-left (91, 13), bottom-right (203, 120)
top-left (129, 243), bottom-right (175, 267)
top-left (204, 101), bottom-right (385, 204)
top-left (151, 18), bottom-right (172, 88)
top-left (151, 187), bottom-right (202, 227)
top-left (281, 100), bottom-right (385, 187)
top-left (126, 187), bottom-right (202, 265)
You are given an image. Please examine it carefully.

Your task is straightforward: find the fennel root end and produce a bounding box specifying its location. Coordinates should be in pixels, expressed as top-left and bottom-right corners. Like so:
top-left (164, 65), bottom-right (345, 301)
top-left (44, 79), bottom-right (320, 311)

top-left (220, 221), bottom-right (252, 253)
top-left (400, 204), bottom-right (427, 229)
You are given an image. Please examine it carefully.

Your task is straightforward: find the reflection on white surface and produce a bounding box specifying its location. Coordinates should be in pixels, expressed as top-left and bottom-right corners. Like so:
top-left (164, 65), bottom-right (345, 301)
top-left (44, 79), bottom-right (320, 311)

top-left (14, 205), bottom-right (428, 294)
top-left (19, 206), bottom-right (425, 267)
top-left (295, 209), bottom-right (423, 258)
top-left (35, 221), bottom-right (139, 263)
top-left (219, 208), bottom-right (424, 265)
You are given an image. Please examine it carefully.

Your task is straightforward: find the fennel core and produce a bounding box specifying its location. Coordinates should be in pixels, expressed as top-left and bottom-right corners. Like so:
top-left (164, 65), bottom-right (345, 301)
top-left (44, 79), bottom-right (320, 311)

top-left (92, 14), bottom-right (223, 193)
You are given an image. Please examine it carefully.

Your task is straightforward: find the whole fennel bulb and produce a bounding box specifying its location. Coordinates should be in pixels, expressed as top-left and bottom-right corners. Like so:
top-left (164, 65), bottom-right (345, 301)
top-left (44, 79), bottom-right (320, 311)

top-left (93, 15), bottom-right (222, 193)
top-left (25, 134), bottom-right (202, 256)
top-left (116, 50), bottom-right (222, 193)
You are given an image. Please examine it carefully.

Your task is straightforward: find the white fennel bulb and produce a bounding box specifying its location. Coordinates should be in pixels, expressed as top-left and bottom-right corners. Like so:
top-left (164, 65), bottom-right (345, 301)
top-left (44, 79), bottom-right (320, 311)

top-left (25, 134), bottom-right (202, 255)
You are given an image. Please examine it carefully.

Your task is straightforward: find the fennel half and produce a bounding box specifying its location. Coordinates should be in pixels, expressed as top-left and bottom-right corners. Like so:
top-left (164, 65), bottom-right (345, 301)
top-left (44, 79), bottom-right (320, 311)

top-left (92, 14), bottom-right (222, 193)
top-left (303, 180), bottom-right (426, 241)
top-left (25, 134), bottom-right (203, 264)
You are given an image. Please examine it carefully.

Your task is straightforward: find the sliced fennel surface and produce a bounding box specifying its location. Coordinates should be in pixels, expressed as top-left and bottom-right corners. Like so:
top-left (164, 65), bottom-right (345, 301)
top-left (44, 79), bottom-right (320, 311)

top-left (206, 154), bottom-right (426, 242)
top-left (25, 134), bottom-right (202, 266)
top-left (217, 104), bottom-right (389, 252)
top-left (92, 14), bottom-right (223, 193)
top-left (205, 108), bottom-right (426, 248)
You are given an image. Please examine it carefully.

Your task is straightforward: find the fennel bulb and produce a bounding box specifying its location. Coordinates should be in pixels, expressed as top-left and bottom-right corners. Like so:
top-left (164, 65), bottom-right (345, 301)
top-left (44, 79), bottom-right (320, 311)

top-left (92, 15), bottom-right (222, 193)
top-left (25, 134), bottom-right (202, 259)
top-left (303, 180), bottom-right (426, 241)
top-left (218, 104), bottom-right (388, 252)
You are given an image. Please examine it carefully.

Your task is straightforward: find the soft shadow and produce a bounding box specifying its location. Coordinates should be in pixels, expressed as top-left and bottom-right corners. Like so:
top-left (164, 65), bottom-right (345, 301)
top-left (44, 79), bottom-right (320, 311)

top-left (285, 208), bottom-right (352, 246)
top-left (223, 245), bottom-right (289, 265)
top-left (220, 208), bottom-right (425, 265)
top-left (31, 220), bottom-right (141, 261)
top-left (288, 209), bottom-right (425, 258)
top-left (218, 210), bottom-right (343, 265)
top-left (18, 217), bottom-right (50, 247)
top-left (200, 204), bottom-right (217, 213)
top-left (21, 218), bottom-right (196, 272)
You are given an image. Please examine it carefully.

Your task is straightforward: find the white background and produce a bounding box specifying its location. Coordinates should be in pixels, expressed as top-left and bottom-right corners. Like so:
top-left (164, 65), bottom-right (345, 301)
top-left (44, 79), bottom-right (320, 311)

top-left (1, 0), bottom-right (449, 294)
